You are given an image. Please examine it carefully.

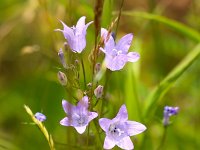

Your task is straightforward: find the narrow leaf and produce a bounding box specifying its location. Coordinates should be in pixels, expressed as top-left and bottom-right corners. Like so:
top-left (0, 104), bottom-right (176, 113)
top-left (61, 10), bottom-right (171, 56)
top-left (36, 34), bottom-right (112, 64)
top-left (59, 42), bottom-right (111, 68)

top-left (143, 43), bottom-right (200, 120)
top-left (122, 11), bottom-right (200, 42)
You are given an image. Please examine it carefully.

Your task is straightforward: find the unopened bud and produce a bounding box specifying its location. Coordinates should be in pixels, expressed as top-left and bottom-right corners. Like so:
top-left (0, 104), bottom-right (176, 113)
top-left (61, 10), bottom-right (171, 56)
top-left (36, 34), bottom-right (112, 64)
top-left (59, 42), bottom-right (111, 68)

top-left (64, 42), bottom-right (69, 50)
top-left (57, 71), bottom-right (67, 86)
top-left (58, 48), bottom-right (67, 68)
top-left (95, 63), bottom-right (101, 74)
top-left (74, 59), bottom-right (80, 66)
top-left (94, 85), bottom-right (103, 99)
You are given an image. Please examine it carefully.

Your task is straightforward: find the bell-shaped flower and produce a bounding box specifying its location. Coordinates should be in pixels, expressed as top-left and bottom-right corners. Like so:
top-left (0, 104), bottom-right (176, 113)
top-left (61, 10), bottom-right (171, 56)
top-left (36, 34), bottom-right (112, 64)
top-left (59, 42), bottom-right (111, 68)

top-left (55, 16), bottom-right (93, 53)
top-left (100, 28), bottom-right (140, 71)
top-left (99, 105), bottom-right (146, 149)
top-left (60, 96), bottom-right (98, 134)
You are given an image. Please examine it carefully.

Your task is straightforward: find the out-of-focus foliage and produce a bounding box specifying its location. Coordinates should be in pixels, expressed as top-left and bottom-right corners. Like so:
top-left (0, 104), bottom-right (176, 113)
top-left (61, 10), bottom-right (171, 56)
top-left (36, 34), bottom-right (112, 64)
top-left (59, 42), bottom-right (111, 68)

top-left (0, 0), bottom-right (200, 149)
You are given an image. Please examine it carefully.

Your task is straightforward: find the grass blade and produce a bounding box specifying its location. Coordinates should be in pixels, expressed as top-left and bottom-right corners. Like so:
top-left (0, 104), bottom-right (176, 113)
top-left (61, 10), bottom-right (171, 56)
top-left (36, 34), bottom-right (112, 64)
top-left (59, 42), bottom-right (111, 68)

top-left (122, 11), bottom-right (200, 42)
top-left (143, 43), bottom-right (200, 120)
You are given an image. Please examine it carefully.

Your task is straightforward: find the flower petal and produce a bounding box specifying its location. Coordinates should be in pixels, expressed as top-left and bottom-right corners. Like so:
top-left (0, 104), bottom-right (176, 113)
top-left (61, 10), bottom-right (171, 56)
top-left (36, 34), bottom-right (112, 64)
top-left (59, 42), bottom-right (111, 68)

top-left (71, 35), bottom-right (86, 53)
top-left (99, 118), bottom-right (112, 132)
top-left (103, 136), bottom-right (116, 149)
top-left (77, 96), bottom-right (89, 110)
top-left (117, 136), bottom-right (134, 150)
top-left (62, 100), bottom-right (75, 114)
top-left (83, 21), bottom-right (93, 35)
top-left (57, 20), bottom-right (74, 43)
top-left (76, 16), bottom-right (86, 34)
top-left (74, 126), bottom-right (87, 134)
top-left (88, 112), bottom-right (98, 122)
top-left (116, 33), bottom-right (133, 53)
top-left (127, 52), bottom-right (140, 62)
top-left (101, 28), bottom-right (109, 40)
top-left (126, 121), bottom-right (146, 136)
top-left (114, 104), bottom-right (128, 122)
top-left (105, 54), bottom-right (128, 71)
top-left (60, 117), bottom-right (72, 126)
top-left (101, 28), bottom-right (115, 55)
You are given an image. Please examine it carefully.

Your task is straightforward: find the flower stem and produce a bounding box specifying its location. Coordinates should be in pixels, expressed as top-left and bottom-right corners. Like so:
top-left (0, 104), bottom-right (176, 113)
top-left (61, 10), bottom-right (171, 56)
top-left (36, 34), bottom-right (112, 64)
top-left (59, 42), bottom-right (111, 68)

top-left (156, 126), bottom-right (168, 150)
top-left (81, 57), bottom-right (86, 89)
top-left (115, 0), bottom-right (124, 38)
top-left (87, 124), bottom-right (90, 148)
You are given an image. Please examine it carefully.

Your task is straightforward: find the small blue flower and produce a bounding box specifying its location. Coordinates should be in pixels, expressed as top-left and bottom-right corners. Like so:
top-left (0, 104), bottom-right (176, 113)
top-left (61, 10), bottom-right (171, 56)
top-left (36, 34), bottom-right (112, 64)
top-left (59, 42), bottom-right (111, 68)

top-left (163, 106), bottom-right (179, 126)
top-left (55, 16), bottom-right (93, 53)
top-left (99, 105), bottom-right (146, 149)
top-left (100, 28), bottom-right (140, 71)
top-left (35, 112), bottom-right (46, 122)
top-left (60, 96), bottom-right (98, 134)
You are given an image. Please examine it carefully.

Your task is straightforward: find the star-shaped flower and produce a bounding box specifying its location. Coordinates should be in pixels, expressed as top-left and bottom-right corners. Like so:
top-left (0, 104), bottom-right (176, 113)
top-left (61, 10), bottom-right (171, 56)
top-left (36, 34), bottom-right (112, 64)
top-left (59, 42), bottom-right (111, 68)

top-left (99, 105), bottom-right (146, 149)
top-left (60, 96), bottom-right (98, 134)
top-left (100, 28), bottom-right (140, 71)
top-left (55, 16), bottom-right (93, 53)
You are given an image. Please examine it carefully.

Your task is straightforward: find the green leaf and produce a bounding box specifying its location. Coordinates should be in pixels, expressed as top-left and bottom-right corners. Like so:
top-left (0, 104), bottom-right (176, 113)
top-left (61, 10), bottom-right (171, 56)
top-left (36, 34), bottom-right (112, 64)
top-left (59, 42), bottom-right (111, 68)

top-left (122, 11), bottom-right (200, 42)
top-left (143, 43), bottom-right (200, 120)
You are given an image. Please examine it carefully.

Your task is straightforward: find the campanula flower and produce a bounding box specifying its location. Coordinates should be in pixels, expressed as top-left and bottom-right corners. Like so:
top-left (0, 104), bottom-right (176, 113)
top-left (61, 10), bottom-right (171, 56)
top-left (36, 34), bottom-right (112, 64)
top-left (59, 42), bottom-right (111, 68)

top-left (163, 106), bottom-right (179, 126)
top-left (60, 96), bottom-right (98, 134)
top-left (100, 28), bottom-right (140, 71)
top-left (99, 105), bottom-right (146, 149)
top-left (35, 112), bottom-right (46, 122)
top-left (55, 16), bottom-right (93, 53)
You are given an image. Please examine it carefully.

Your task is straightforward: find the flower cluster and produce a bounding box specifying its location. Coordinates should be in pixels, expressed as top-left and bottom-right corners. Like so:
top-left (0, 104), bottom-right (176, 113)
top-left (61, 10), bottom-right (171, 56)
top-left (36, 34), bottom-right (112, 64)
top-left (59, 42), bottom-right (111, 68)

top-left (55, 16), bottom-right (146, 149)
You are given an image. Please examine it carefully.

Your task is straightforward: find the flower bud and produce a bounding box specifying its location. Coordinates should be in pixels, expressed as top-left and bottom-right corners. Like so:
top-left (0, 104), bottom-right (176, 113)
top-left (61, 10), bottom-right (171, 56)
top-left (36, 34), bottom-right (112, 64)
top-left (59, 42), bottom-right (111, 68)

top-left (58, 48), bottom-right (67, 68)
top-left (94, 85), bottom-right (103, 99)
top-left (95, 63), bottom-right (101, 74)
top-left (35, 112), bottom-right (46, 122)
top-left (57, 71), bottom-right (67, 86)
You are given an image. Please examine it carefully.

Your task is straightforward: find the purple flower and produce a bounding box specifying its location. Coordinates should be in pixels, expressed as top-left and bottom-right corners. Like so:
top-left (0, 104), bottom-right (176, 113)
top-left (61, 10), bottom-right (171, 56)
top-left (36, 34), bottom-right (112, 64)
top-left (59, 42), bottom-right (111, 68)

top-left (35, 112), bottom-right (46, 122)
top-left (55, 16), bottom-right (93, 53)
top-left (99, 105), bottom-right (146, 149)
top-left (94, 85), bottom-right (104, 99)
top-left (163, 106), bottom-right (179, 126)
top-left (100, 28), bottom-right (140, 71)
top-left (60, 96), bottom-right (98, 134)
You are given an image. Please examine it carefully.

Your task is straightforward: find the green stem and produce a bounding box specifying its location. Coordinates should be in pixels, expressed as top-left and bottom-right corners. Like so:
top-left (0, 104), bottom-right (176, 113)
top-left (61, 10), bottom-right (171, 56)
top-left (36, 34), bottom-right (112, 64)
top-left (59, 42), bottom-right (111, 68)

top-left (81, 57), bottom-right (86, 89)
top-left (87, 124), bottom-right (90, 149)
top-left (156, 126), bottom-right (168, 150)
top-left (115, 0), bottom-right (124, 37)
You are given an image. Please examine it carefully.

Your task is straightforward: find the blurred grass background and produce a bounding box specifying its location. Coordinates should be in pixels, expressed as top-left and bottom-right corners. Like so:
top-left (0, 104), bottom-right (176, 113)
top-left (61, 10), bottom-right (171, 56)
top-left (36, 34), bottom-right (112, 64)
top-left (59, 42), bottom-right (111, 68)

top-left (0, 0), bottom-right (200, 149)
